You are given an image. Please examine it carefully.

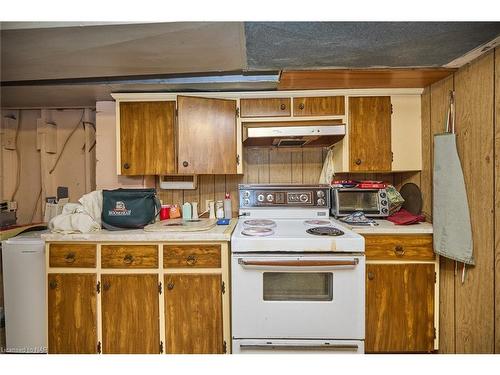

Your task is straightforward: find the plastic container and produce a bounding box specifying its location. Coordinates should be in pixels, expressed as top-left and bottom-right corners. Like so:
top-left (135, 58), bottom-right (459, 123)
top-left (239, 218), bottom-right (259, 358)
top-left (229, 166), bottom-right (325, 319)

top-left (216, 200), bottom-right (224, 219)
top-left (182, 202), bottom-right (192, 220)
top-left (160, 205), bottom-right (170, 221)
top-left (224, 193), bottom-right (232, 219)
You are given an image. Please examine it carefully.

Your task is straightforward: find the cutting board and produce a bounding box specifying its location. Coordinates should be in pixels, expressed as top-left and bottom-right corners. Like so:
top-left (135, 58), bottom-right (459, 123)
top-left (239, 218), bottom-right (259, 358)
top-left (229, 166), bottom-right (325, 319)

top-left (144, 218), bottom-right (218, 232)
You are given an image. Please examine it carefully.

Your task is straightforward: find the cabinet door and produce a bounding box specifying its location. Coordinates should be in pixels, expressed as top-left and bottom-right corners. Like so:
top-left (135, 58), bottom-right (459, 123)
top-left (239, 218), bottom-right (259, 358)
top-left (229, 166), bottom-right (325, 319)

top-left (120, 101), bottom-right (176, 175)
top-left (366, 264), bottom-right (435, 353)
top-left (101, 274), bottom-right (160, 354)
top-left (349, 96), bottom-right (392, 171)
top-left (164, 274), bottom-right (223, 353)
top-left (293, 96), bottom-right (345, 116)
top-left (177, 96), bottom-right (237, 174)
top-left (240, 98), bottom-right (291, 117)
top-left (47, 274), bottom-right (97, 353)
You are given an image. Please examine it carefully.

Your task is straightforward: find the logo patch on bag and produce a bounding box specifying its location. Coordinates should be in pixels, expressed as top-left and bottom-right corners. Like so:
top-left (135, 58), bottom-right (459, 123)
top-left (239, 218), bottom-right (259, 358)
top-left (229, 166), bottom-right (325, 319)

top-left (108, 200), bottom-right (132, 216)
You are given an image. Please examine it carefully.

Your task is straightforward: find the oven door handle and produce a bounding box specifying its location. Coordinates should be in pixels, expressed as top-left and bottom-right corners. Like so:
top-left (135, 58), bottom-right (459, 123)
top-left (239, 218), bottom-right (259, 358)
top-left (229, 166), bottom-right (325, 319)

top-left (239, 343), bottom-right (359, 352)
top-left (238, 258), bottom-right (359, 268)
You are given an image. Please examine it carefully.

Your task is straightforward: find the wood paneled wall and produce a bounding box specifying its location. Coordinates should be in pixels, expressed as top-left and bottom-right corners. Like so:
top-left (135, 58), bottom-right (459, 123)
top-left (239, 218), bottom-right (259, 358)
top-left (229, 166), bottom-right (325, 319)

top-left (421, 50), bottom-right (499, 353)
top-left (156, 146), bottom-right (421, 216)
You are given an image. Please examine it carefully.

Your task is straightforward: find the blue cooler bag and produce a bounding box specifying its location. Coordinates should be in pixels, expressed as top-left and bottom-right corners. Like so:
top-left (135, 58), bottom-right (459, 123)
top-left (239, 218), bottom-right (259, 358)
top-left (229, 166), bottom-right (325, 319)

top-left (101, 188), bottom-right (160, 230)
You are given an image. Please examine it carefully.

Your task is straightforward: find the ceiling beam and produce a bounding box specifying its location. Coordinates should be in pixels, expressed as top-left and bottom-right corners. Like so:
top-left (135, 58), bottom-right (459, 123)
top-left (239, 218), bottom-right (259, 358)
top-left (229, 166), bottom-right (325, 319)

top-left (278, 68), bottom-right (456, 90)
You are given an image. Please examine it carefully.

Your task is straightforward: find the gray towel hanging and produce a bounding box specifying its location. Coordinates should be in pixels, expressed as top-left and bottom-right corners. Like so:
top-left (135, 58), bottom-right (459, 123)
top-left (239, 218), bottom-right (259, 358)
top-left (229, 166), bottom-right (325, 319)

top-left (432, 91), bottom-right (474, 265)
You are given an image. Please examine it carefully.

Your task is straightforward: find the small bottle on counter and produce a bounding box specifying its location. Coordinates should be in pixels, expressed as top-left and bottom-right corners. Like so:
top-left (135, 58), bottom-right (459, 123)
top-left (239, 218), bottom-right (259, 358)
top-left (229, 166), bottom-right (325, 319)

top-left (182, 202), bottom-right (192, 220)
top-left (224, 193), bottom-right (232, 219)
top-left (216, 200), bottom-right (224, 219)
top-left (191, 202), bottom-right (199, 219)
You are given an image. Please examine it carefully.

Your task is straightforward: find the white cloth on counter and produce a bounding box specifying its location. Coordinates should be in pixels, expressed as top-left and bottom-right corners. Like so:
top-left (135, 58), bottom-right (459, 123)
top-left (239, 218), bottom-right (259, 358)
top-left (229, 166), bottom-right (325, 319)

top-left (48, 190), bottom-right (102, 233)
top-left (319, 148), bottom-right (335, 184)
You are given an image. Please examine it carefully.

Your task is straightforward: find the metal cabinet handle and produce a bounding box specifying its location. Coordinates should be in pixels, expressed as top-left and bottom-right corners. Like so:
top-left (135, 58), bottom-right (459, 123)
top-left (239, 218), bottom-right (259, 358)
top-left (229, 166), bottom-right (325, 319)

top-left (298, 103), bottom-right (305, 110)
top-left (394, 245), bottom-right (405, 256)
top-left (123, 163), bottom-right (130, 170)
top-left (367, 272), bottom-right (375, 280)
top-left (167, 282), bottom-right (175, 290)
top-left (182, 161), bottom-right (189, 167)
top-left (64, 252), bottom-right (76, 263)
top-left (355, 159), bottom-right (362, 165)
top-left (123, 254), bottom-right (134, 264)
top-left (239, 259), bottom-right (358, 267)
top-left (239, 344), bottom-right (358, 351)
top-left (186, 255), bottom-right (197, 266)
top-left (49, 279), bottom-right (58, 289)
top-left (280, 103), bottom-right (286, 110)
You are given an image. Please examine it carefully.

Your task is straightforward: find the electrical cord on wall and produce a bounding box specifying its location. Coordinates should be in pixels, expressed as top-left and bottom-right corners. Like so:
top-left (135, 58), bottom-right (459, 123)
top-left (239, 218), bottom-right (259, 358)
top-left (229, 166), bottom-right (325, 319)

top-left (30, 188), bottom-right (42, 223)
top-left (48, 109), bottom-right (85, 175)
top-left (10, 111), bottom-right (22, 201)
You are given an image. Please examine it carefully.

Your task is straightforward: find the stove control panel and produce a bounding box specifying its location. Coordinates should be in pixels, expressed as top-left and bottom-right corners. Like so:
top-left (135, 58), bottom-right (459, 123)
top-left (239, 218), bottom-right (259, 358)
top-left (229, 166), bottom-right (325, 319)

top-left (239, 185), bottom-right (330, 208)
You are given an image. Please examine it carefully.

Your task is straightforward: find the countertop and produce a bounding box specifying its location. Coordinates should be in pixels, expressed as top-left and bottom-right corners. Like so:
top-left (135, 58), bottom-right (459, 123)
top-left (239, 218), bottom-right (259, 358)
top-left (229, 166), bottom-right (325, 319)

top-left (335, 219), bottom-right (433, 235)
top-left (42, 219), bottom-right (237, 242)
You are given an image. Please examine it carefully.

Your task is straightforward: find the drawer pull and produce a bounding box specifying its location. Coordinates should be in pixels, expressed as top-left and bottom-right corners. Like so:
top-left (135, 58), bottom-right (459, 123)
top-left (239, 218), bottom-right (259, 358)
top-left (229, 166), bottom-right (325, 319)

top-left (123, 254), bottom-right (134, 264)
top-left (186, 255), bottom-right (198, 266)
top-left (367, 272), bottom-right (375, 280)
top-left (64, 252), bottom-right (76, 263)
top-left (280, 103), bottom-right (286, 110)
top-left (298, 103), bottom-right (305, 110)
top-left (123, 162), bottom-right (130, 170)
top-left (355, 159), bottom-right (362, 165)
top-left (49, 279), bottom-right (58, 289)
top-left (167, 282), bottom-right (175, 290)
top-left (103, 281), bottom-right (111, 291)
top-left (394, 245), bottom-right (405, 256)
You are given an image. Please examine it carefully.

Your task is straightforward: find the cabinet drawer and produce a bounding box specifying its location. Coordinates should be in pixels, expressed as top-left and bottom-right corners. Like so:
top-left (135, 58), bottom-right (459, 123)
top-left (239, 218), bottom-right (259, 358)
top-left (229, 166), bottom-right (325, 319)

top-left (293, 96), bottom-right (345, 116)
top-left (101, 245), bottom-right (158, 269)
top-left (164, 245), bottom-right (221, 268)
top-left (365, 235), bottom-right (434, 260)
top-left (240, 98), bottom-right (291, 117)
top-left (49, 244), bottom-right (96, 268)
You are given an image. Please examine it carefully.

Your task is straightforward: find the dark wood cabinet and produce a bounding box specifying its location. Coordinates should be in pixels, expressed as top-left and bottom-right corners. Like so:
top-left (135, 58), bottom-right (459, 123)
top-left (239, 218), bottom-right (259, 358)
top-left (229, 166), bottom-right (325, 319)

top-left (47, 273), bottom-right (97, 354)
top-left (365, 263), bottom-right (435, 353)
top-left (240, 98), bottom-right (291, 117)
top-left (119, 101), bottom-right (176, 175)
top-left (177, 96), bottom-right (237, 174)
top-left (101, 274), bottom-right (160, 354)
top-left (164, 274), bottom-right (223, 354)
top-left (293, 96), bottom-right (345, 116)
top-left (348, 96), bottom-right (392, 171)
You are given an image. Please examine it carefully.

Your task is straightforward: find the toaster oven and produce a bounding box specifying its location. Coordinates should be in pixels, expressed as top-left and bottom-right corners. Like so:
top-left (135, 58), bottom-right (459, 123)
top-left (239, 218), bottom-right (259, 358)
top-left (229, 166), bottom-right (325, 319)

top-left (330, 188), bottom-right (389, 218)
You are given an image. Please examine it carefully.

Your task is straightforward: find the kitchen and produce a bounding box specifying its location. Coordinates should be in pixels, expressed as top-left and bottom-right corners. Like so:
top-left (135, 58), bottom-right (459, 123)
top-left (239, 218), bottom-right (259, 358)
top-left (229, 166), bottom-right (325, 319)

top-left (1, 5), bottom-right (500, 372)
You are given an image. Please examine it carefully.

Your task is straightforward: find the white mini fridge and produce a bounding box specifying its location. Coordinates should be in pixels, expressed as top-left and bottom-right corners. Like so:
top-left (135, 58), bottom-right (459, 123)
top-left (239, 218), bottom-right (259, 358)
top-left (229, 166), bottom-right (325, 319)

top-left (2, 230), bottom-right (47, 353)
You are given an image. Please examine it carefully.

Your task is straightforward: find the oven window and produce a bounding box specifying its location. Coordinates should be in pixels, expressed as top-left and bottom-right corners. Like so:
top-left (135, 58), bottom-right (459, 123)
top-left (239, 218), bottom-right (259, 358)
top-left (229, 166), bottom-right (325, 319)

top-left (338, 191), bottom-right (379, 213)
top-left (263, 272), bottom-right (333, 301)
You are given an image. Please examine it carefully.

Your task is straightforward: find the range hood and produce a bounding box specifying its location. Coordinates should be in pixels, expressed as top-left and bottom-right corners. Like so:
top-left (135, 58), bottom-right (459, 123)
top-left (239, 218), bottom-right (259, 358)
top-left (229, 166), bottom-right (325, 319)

top-left (242, 120), bottom-right (345, 148)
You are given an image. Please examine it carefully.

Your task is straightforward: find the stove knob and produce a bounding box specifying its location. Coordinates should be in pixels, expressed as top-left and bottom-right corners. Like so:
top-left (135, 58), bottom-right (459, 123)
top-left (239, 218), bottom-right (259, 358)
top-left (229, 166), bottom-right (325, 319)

top-left (299, 194), bottom-right (308, 203)
top-left (382, 208), bottom-right (388, 214)
top-left (257, 194), bottom-right (265, 202)
top-left (380, 192), bottom-right (387, 198)
top-left (317, 190), bottom-right (325, 198)
top-left (266, 194), bottom-right (274, 202)
top-left (243, 199), bottom-right (250, 206)
top-left (317, 198), bottom-right (325, 206)
top-left (243, 190), bottom-right (251, 198)
top-left (381, 200), bottom-right (387, 206)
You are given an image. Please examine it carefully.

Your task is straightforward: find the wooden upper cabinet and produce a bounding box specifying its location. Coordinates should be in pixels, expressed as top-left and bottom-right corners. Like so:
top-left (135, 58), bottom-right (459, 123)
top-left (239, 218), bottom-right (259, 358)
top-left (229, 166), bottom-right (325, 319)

top-left (164, 274), bottom-right (223, 354)
top-left (119, 101), bottom-right (176, 175)
top-left (293, 96), bottom-right (345, 116)
top-left (365, 263), bottom-right (435, 353)
top-left (101, 274), bottom-right (160, 354)
top-left (177, 96), bottom-right (237, 174)
top-left (349, 96), bottom-right (392, 171)
top-left (47, 273), bottom-right (97, 353)
top-left (240, 98), bottom-right (291, 117)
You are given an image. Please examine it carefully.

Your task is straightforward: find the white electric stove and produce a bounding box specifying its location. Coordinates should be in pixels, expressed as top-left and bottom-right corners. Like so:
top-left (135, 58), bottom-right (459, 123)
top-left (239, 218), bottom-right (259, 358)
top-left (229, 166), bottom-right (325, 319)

top-left (231, 184), bottom-right (366, 354)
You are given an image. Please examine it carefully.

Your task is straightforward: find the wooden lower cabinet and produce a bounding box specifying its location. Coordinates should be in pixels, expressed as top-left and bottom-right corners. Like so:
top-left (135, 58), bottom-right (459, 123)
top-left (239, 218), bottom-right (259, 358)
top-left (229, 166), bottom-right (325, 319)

top-left (47, 273), bottom-right (97, 354)
top-left (365, 263), bottom-right (435, 353)
top-left (101, 274), bottom-right (160, 354)
top-left (46, 242), bottom-right (230, 354)
top-left (164, 274), bottom-right (223, 354)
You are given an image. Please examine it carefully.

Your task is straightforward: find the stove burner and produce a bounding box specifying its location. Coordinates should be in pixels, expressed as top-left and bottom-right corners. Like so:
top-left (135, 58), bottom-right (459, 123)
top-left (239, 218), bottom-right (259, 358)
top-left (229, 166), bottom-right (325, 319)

top-left (243, 219), bottom-right (276, 228)
top-left (241, 227), bottom-right (275, 237)
top-left (306, 227), bottom-right (345, 236)
top-left (304, 219), bottom-right (331, 226)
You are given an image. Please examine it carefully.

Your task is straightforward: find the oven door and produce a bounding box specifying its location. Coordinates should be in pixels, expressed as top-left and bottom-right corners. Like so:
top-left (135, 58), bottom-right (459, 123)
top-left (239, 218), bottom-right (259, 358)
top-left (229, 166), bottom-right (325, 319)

top-left (336, 189), bottom-right (381, 216)
top-left (231, 254), bottom-right (365, 340)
